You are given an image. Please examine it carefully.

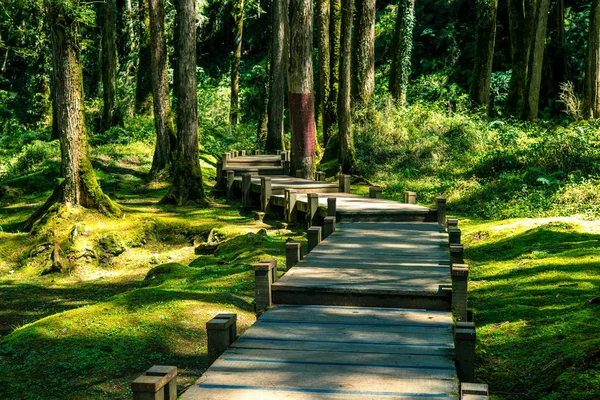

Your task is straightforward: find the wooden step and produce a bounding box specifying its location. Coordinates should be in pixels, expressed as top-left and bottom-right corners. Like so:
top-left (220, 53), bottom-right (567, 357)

top-left (223, 166), bottom-right (284, 176)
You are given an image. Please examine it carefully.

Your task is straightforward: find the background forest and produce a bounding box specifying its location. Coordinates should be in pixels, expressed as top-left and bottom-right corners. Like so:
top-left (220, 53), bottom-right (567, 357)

top-left (1, 0), bottom-right (600, 399)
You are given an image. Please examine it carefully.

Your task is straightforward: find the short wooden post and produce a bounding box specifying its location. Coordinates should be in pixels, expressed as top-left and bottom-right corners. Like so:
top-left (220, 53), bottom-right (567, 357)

top-left (131, 365), bottom-right (178, 400)
top-left (226, 170), bottom-right (235, 199)
top-left (284, 189), bottom-right (297, 223)
top-left (214, 313), bottom-right (237, 344)
top-left (307, 226), bottom-right (322, 253)
top-left (307, 193), bottom-right (319, 227)
top-left (283, 160), bottom-right (291, 176)
top-left (338, 174), bottom-right (351, 193)
top-left (260, 177), bottom-right (272, 212)
top-left (296, 169), bottom-right (304, 178)
top-left (323, 216), bottom-right (336, 238)
top-left (254, 260), bottom-right (275, 315)
top-left (316, 171), bottom-right (326, 182)
top-left (145, 366), bottom-right (177, 400)
top-left (240, 150), bottom-right (246, 156)
top-left (257, 259), bottom-right (278, 283)
top-left (222, 153), bottom-right (229, 167)
top-left (447, 218), bottom-right (459, 228)
top-left (327, 197), bottom-right (337, 217)
top-left (215, 160), bottom-right (224, 190)
top-left (461, 383), bottom-right (489, 399)
top-left (436, 197), bottom-right (447, 226)
top-left (405, 191), bottom-right (417, 204)
top-left (233, 150), bottom-right (239, 157)
top-left (450, 244), bottom-right (464, 264)
top-left (369, 186), bottom-right (383, 199)
top-left (448, 228), bottom-right (461, 245)
top-left (276, 150), bottom-right (282, 155)
top-left (452, 264), bottom-right (469, 322)
top-left (241, 173), bottom-right (252, 208)
top-left (254, 149), bottom-right (260, 155)
top-left (285, 241), bottom-right (301, 270)
top-left (207, 318), bottom-right (231, 364)
top-left (455, 321), bottom-right (476, 383)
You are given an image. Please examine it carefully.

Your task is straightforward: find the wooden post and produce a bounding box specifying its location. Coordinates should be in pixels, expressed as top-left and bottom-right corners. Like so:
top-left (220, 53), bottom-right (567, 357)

top-left (242, 173), bottom-right (252, 208)
top-left (222, 152), bottom-right (229, 167)
top-left (254, 149), bottom-right (260, 155)
top-left (455, 321), bottom-right (476, 383)
top-left (452, 264), bottom-right (469, 322)
top-left (447, 218), bottom-right (459, 228)
top-left (285, 241), bottom-right (301, 270)
top-left (207, 317), bottom-right (235, 364)
top-left (338, 174), bottom-right (351, 193)
top-left (226, 170), bottom-right (235, 199)
top-left (436, 197), bottom-right (447, 226)
top-left (450, 244), bottom-right (464, 264)
top-left (323, 216), bottom-right (336, 238)
top-left (240, 150), bottom-right (246, 156)
top-left (284, 189), bottom-right (297, 223)
top-left (254, 260), bottom-right (275, 315)
top-left (307, 193), bottom-right (319, 227)
top-left (276, 150), bottom-right (282, 155)
top-left (283, 160), bottom-right (291, 176)
top-left (448, 228), bottom-right (461, 245)
top-left (327, 197), bottom-right (337, 217)
top-left (131, 366), bottom-right (178, 400)
top-left (260, 177), bottom-right (272, 212)
top-left (296, 169), bottom-right (304, 178)
top-left (233, 150), bottom-right (238, 157)
top-left (316, 171), bottom-right (326, 181)
top-left (461, 383), bottom-right (489, 399)
top-left (369, 186), bottom-right (383, 198)
top-left (216, 160), bottom-right (224, 189)
top-left (405, 191), bottom-right (417, 204)
top-left (307, 226), bottom-right (322, 252)
top-left (258, 259), bottom-right (278, 283)
top-left (214, 313), bottom-right (237, 344)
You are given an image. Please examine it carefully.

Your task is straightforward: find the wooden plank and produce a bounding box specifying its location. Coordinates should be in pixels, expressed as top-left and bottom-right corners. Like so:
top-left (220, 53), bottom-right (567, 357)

top-left (294, 260), bottom-right (451, 271)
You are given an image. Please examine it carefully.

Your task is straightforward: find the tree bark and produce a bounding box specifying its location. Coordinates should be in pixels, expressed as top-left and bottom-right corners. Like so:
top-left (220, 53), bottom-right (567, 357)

top-left (324, 0), bottom-right (341, 146)
top-left (266, 0), bottom-right (288, 152)
top-left (544, 0), bottom-right (567, 101)
top-left (148, 0), bottom-right (176, 176)
top-left (101, 0), bottom-right (121, 130)
top-left (288, 0), bottom-right (316, 178)
top-left (584, 0), bottom-right (600, 119)
top-left (352, 0), bottom-right (375, 107)
top-left (317, 0), bottom-right (330, 138)
top-left (230, 0), bottom-right (245, 125)
top-left (389, 0), bottom-right (415, 107)
top-left (29, 0), bottom-right (121, 229)
top-left (338, 0), bottom-right (355, 173)
top-left (470, 0), bottom-right (498, 112)
top-left (506, 0), bottom-right (551, 120)
top-left (162, 0), bottom-right (207, 205)
top-left (135, 0), bottom-right (153, 115)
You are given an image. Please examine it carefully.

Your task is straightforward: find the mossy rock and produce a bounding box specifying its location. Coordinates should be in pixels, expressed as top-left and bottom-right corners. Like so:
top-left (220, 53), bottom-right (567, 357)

top-left (98, 233), bottom-right (126, 256)
top-left (142, 262), bottom-right (190, 286)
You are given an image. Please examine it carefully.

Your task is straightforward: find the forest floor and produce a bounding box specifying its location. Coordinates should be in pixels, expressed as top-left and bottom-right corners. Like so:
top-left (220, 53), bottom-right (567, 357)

top-left (0, 140), bottom-right (599, 399)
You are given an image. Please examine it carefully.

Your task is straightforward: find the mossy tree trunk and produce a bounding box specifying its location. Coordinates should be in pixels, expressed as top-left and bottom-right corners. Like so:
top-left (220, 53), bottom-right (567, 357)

top-left (338, 0), bottom-right (355, 173)
top-left (28, 0), bottom-right (121, 229)
top-left (584, 0), bottom-right (600, 119)
top-left (101, 0), bottom-right (122, 130)
top-left (389, 0), bottom-right (415, 107)
top-left (469, 0), bottom-right (498, 112)
top-left (506, 0), bottom-right (551, 120)
top-left (266, 0), bottom-right (288, 152)
top-left (230, 0), bottom-right (245, 126)
top-left (135, 0), bottom-right (153, 115)
top-left (148, 0), bottom-right (176, 176)
top-left (352, 0), bottom-right (375, 108)
top-left (162, 0), bottom-right (208, 205)
top-left (317, 0), bottom-right (330, 137)
top-left (323, 0), bottom-right (340, 146)
top-left (288, 0), bottom-right (316, 179)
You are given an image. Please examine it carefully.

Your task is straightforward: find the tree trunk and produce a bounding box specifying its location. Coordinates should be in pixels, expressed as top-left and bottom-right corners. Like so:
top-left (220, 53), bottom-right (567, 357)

top-left (101, 0), bottom-right (121, 130)
top-left (317, 0), bottom-right (330, 138)
top-left (288, 0), bottom-right (316, 178)
top-left (389, 0), bottom-right (415, 107)
top-left (136, 0), bottom-right (153, 115)
top-left (116, 0), bottom-right (137, 117)
top-left (584, 0), bottom-right (600, 119)
top-left (266, 0), bottom-right (288, 152)
top-left (29, 0), bottom-right (120, 229)
top-left (162, 0), bottom-right (207, 205)
top-left (352, 0), bottom-right (375, 107)
top-left (230, 0), bottom-right (245, 126)
top-left (338, 0), bottom-right (355, 173)
top-left (470, 0), bottom-right (498, 112)
top-left (506, 0), bottom-right (551, 120)
top-left (544, 0), bottom-right (567, 102)
top-left (148, 0), bottom-right (176, 176)
top-left (323, 0), bottom-right (341, 146)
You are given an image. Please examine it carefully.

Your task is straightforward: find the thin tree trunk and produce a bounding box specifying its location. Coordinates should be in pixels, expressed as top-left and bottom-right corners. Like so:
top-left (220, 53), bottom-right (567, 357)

top-left (470, 0), bottom-right (498, 112)
top-left (352, 0), bottom-right (375, 108)
top-left (266, 0), bottom-right (288, 152)
top-left (317, 0), bottom-right (330, 140)
top-left (288, 0), bottom-right (316, 178)
top-left (389, 0), bottom-right (415, 107)
top-left (230, 0), bottom-right (245, 125)
top-left (116, 0), bottom-right (136, 117)
top-left (101, 0), bottom-right (121, 130)
top-left (545, 0), bottom-right (567, 101)
top-left (338, 0), bottom-right (355, 173)
top-left (148, 0), bottom-right (176, 176)
top-left (162, 0), bottom-right (207, 205)
top-left (584, 0), bottom-right (600, 119)
top-left (136, 0), bottom-right (153, 115)
top-left (324, 0), bottom-right (341, 146)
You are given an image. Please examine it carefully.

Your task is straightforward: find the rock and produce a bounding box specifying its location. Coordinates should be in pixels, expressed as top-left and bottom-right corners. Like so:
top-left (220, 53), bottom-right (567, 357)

top-left (278, 222), bottom-right (288, 229)
top-left (195, 242), bottom-right (220, 255)
top-left (253, 212), bottom-right (265, 222)
top-left (207, 228), bottom-right (226, 244)
top-left (98, 233), bottom-right (126, 256)
top-left (257, 228), bottom-right (267, 237)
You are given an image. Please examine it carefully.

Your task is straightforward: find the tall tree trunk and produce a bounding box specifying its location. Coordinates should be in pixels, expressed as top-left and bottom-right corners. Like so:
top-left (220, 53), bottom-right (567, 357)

top-left (584, 0), bottom-right (600, 119)
top-left (135, 0), bottom-right (153, 115)
top-left (148, 0), bottom-right (176, 176)
top-left (338, 0), bottom-right (355, 173)
top-left (506, 0), bottom-right (551, 120)
top-left (352, 0), bottom-right (375, 108)
top-left (288, 0), bottom-right (316, 178)
top-left (162, 0), bottom-right (207, 205)
top-left (470, 0), bottom-right (498, 112)
top-left (230, 0), bottom-right (245, 125)
top-left (116, 0), bottom-right (137, 117)
top-left (101, 0), bottom-right (121, 130)
top-left (266, 0), bottom-right (288, 152)
top-left (29, 0), bottom-right (120, 229)
top-left (544, 0), bottom-right (566, 101)
top-left (389, 0), bottom-right (415, 107)
top-left (324, 0), bottom-right (341, 146)
top-left (317, 0), bottom-right (330, 137)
